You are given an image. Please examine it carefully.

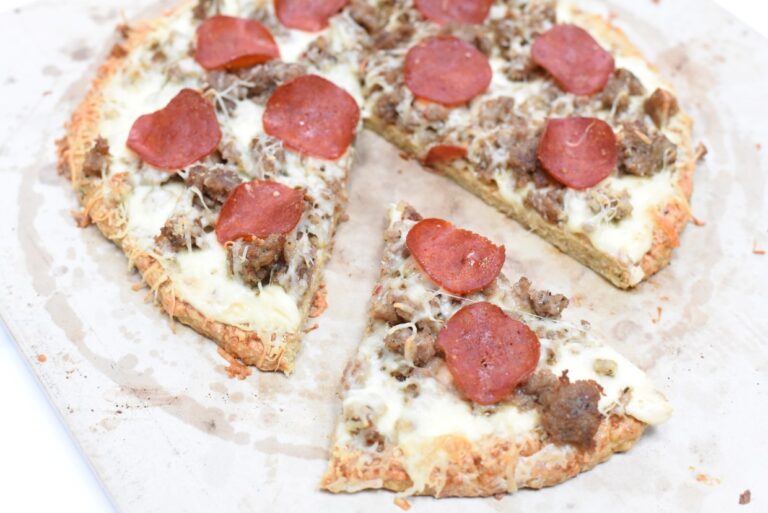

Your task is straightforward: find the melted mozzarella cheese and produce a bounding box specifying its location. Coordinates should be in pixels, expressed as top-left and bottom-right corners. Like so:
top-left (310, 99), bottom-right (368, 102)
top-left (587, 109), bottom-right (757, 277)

top-left (125, 183), bottom-right (186, 247)
top-left (169, 233), bottom-right (300, 332)
top-left (564, 170), bottom-right (677, 265)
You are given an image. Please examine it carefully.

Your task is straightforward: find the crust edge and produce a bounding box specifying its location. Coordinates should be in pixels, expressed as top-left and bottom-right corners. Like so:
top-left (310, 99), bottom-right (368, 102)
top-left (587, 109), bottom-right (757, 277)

top-left (321, 404), bottom-right (647, 496)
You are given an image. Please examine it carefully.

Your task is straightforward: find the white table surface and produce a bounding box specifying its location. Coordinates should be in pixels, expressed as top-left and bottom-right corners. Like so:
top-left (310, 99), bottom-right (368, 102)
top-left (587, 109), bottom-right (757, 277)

top-left (1, 1), bottom-right (766, 512)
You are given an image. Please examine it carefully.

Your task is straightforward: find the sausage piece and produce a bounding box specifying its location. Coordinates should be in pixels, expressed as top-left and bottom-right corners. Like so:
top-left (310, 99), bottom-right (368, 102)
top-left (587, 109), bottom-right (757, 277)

top-left (227, 234), bottom-right (285, 287)
top-left (185, 164), bottom-right (242, 207)
top-left (541, 379), bottom-right (603, 448)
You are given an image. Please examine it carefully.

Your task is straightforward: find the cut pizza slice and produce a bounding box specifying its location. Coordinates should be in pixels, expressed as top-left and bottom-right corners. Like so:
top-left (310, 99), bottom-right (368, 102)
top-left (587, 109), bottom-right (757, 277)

top-left (322, 202), bottom-right (671, 496)
top-left (58, 0), bottom-right (368, 373)
top-left (359, 0), bottom-right (698, 288)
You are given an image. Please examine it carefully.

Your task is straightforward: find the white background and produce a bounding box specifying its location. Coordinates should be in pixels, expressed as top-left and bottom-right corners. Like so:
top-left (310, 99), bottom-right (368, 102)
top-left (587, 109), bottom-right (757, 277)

top-left (1, 1), bottom-right (766, 512)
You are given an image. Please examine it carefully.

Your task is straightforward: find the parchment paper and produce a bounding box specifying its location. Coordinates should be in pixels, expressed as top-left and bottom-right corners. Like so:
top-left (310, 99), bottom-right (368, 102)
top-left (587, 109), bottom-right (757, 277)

top-left (0, 0), bottom-right (766, 511)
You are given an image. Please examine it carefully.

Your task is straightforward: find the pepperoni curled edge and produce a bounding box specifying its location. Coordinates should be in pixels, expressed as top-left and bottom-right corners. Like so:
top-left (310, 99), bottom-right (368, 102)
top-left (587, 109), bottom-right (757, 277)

top-left (537, 117), bottom-right (617, 190)
top-left (126, 89), bottom-right (221, 170)
top-left (531, 24), bottom-right (615, 95)
top-left (215, 180), bottom-right (304, 243)
top-left (405, 36), bottom-right (492, 106)
top-left (194, 15), bottom-right (280, 71)
top-left (437, 302), bottom-right (541, 404)
top-left (414, 0), bottom-right (492, 25)
top-left (263, 74), bottom-right (360, 160)
top-left (406, 218), bottom-right (505, 295)
top-left (274, 0), bottom-right (349, 32)
top-left (424, 144), bottom-right (467, 166)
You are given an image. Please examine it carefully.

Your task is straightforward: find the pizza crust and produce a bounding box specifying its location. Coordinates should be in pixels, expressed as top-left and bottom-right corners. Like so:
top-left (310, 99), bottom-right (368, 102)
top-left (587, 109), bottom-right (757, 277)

top-left (322, 414), bottom-right (645, 496)
top-left (57, 2), bottom-right (339, 373)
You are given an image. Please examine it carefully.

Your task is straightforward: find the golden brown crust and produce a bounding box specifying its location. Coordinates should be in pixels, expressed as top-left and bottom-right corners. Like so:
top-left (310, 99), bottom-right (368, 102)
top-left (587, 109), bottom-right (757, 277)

top-left (322, 414), bottom-right (646, 496)
top-left (57, 1), bottom-right (340, 373)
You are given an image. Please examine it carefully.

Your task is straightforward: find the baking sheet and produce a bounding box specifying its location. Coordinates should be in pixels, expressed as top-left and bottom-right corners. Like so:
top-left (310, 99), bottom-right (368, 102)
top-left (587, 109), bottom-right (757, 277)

top-left (1, 0), bottom-right (766, 511)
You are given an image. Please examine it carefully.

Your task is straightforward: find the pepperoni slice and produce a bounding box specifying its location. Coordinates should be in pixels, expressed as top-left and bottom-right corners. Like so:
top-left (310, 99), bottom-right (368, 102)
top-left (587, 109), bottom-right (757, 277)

top-left (537, 117), bottom-right (617, 190)
top-left (263, 75), bottom-right (359, 160)
top-left (406, 218), bottom-right (504, 295)
top-left (437, 302), bottom-right (541, 404)
top-left (405, 36), bottom-right (492, 106)
top-left (274, 0), bottom-right (349, 32)
top-left (424, 144), bottom-right (467, 166)
top-left (531, 24), bottom-right (615, 95)
top-left (194, 15), bottom-right (280, 71)
top-left (414, 0), bottom-right (492, 25)
top-left (215, 180), bottom-right (304, 243)
top-left (126, 89), bottom-right (220, 170)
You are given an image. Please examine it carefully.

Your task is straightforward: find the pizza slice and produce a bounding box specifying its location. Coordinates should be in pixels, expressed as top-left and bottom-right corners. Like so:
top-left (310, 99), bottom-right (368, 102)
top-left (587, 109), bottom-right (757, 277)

top-left (57, 0), bottom-right (368, 373)
top-left (359, 0), bottom-right (697, 288)
top-left (322, 202), bottom-right (671, 496)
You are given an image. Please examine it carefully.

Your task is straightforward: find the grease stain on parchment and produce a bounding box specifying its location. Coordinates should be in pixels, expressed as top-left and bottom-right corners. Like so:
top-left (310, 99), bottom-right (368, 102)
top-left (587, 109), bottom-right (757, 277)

top-left (17, 160), bottom-right (250, 447)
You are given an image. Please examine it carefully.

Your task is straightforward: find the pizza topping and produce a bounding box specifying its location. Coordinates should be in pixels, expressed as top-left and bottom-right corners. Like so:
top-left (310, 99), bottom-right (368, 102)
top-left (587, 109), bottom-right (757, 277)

top-left (537, 117), bottom-right (618, 190)
top-left (473, 119), bottom-right (540, 185)
top-left (348, 0), bottom-right (385, 33)
top-left (227, 234), bottom-right (286, 286)
top-left (263, 75), bottom-right (360, 159)
top-left (477, 96), bottom-right (518, 128)
top-left (207, 61), bottom-right (307, 107)
top-left (373, 91), bottom-right (401, 125)
top-left (618, 121), bottom-right (677, 177)
top-left (384, 325), bottom-right (437, 367)
top-left (596, 68), bottom-right (645, 113)
top-left (541, 378), bottom-right (603, 448)
top-left (185, 163), bottom-right (242, 207)
top-left (194, 15), bottom-right (280, 71)
top-left (423, 144), bottom-right (467, 166)
top-left (586, 186), bottom-right (633, 223)
top-left (414, 0), bottom-right (492, 25)
top-left (644, 88), bottom-right (679, 128)
top-left (436, 302), bottom-right (540, 405)
top-left (192, 0), bottom-right (217, 20)
top-left (404, 36), bottom-right (492, 106)
top-left (373, 24), bottom-right (415, 50)
top-left (126, 89), bottom-right (221, 170)
top-left (531, 24), bottom-right (615, 95)
top-left (491, 3), bottom-right (556, 81)
top-left (513, 277), bottom-right (569, 319)
top-left (215, 180), bottom-right (304, 243)
top-left (406, 218), bottom-right (505, 295)
top-left (519, 370), bottom-right (602, 448)
top-left (250, 134), bottom-right (287, 178)
top-left (82, 137), bottom-right (110, 178)
top-left (525, 187), bottom-right (566, 224)
top-left (157, 214), bottom-right (204, 251)
top-left (274, 0), bottom-right (349, 32)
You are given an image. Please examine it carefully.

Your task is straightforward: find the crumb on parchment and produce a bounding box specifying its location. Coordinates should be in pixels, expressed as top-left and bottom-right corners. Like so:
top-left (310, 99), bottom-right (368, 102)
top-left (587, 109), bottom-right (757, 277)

top-left (739, 489), bottom-right (751, 505)
top-left (217, 347), bottom-right (251, 380)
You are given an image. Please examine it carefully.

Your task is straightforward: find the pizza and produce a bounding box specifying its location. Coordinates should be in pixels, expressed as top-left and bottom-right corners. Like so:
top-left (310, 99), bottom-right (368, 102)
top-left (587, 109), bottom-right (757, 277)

top-left (58, 0), bottom-right (696, 373)
top-left (57, 0), bottom-right (369, 373)
top-left (358, 0), bottom-right (697, 288)
top-left (322, 203), bottom-right (672, 496)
